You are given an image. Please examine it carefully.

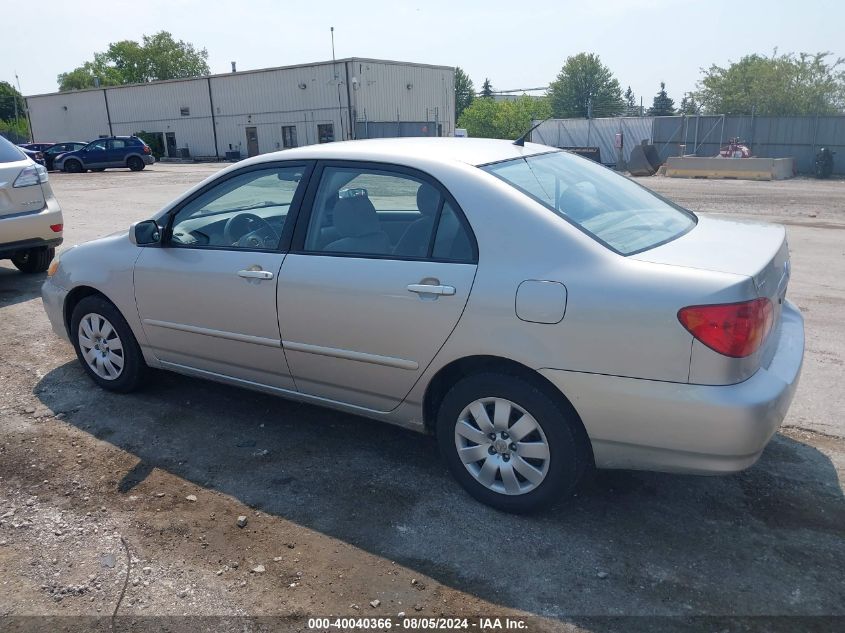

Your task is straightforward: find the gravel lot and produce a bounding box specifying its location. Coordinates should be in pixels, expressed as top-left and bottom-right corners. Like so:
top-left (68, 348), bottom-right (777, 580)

top-left (0, 165), bottom-right (843, 632)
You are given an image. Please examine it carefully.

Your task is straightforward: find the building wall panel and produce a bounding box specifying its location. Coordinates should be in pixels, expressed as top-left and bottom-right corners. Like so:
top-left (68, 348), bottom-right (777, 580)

top-left (351, 61), bottom-right (454, 134)
top-left (27, 90), bottom-right (110, 142)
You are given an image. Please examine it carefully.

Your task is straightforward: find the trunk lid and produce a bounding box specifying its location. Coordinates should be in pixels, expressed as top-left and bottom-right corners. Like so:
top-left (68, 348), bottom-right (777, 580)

top-left (0, 158), bottom-right (47, 219)
top-left (633, 215), bottom-right (790, 367)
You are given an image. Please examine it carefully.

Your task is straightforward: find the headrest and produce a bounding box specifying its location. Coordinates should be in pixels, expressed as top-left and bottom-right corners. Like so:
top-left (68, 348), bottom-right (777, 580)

top-left (416, 183), bottom-right (441, 216)
top-left (333, 196), bottom-right (380, 238)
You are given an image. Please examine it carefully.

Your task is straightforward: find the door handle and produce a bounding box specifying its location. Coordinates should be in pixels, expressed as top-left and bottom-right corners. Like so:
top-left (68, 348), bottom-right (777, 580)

top-left (407, 283), bottom-right (455, 296)
top-left (238, 269), bottom-right (274, 280)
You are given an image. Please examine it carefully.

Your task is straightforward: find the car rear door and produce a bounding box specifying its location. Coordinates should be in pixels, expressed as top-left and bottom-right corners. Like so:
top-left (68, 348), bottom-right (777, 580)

top-left (277, 161), bottom-right (478, 412)
top-left (133, 162), bottom-right (313, 390)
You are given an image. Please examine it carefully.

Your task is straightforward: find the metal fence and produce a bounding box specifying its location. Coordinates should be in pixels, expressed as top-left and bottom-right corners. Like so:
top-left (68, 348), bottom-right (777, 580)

top-left (532, 115), bottom-right (845, 174)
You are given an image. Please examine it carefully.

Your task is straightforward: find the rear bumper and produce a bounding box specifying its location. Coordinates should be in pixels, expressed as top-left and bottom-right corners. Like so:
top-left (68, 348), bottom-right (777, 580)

top-left (142, 155), bottom-right (155, 165)
top-left (540, 300), bottom-right (804, 474)
top-left (0, 201), bottom-right (63, 252)
top-left (0, 236), bottom-right (62, 258)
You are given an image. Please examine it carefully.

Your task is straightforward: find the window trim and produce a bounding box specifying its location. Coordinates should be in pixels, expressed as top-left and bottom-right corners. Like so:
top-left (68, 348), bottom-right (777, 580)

top-left (289, 159), bottom-right (478, 264)
top-left (160, 160), bottom-right (316, 254)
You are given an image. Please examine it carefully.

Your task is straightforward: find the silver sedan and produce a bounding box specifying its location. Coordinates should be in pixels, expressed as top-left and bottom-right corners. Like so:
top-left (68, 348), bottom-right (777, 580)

top-left (41, 138), bottom-right (804, 512)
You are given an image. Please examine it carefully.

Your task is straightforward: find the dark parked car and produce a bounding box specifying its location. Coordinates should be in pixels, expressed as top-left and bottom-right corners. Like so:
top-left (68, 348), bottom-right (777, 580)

top-left (20, 147), bottom-right (45, 166)
top-left (18, 142), bottom-right (55, 153)
top-left (55, 136), bottom-right (154, 173)
top-left (42, 141), bottom-right (88, 171)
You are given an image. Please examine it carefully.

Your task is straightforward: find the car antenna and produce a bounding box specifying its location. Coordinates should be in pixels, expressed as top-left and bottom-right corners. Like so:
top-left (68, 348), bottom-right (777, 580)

top-left (514, 118), bottom-right (549, 147)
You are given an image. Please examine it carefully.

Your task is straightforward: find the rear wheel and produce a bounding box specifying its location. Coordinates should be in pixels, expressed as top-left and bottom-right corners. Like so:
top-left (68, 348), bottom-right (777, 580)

top-left (127, 156), bottom-right (145, 171)
top-left (11, 247), bottom-right (54, 274)
top-left (436, 372), bottom-right (588, 513)
top-left (64, 159), bottom-right (84, 173)
top-left (70, 295), bottom-right (146, 393)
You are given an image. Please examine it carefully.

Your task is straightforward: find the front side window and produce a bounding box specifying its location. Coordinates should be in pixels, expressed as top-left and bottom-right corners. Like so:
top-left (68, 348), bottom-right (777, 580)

top-left (482, 151), bottom-right (696, 255)
top-left (169, 166), bottom-right (306, 250)
top-left (87, 140), bottom-right (108, 151)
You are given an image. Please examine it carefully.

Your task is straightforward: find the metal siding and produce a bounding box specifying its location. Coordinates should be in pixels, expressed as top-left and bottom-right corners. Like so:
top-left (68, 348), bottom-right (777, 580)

top-left (210, 63), bottom-right (351, 154)
top-left (106, 79), bottom-right (216, 157)
top-left (25, 58), bottom-right (456, 155)
top-left (352, 61), bottom-right (454, 135)
top-left (27, 90), bottom-right (110, 142)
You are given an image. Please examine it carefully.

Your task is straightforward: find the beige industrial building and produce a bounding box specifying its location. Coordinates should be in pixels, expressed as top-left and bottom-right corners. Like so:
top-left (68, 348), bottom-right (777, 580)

top-left (25, 58), bottom-right (455, 159)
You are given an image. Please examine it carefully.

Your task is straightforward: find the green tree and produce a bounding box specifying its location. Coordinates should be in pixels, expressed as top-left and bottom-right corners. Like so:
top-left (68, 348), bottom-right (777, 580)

top-left (679, 93), bottom-right (699, 115)
top-left (624, 86), bottom-right (638, 116)
top-left (547, 53), bottom-right (624, 118)
top-left (454, 67), bottom-right (475, 121)
top-left (695, 51), bottom-right (845, 115)
top-left (647, 82), bottom-right (676, 116)
top-left (0, 81), bottom-right (26, 121)
top-left (458, 95), bottom-right (551, 139)
top-left (58, 31), bottom-right (210, 91)
top-left (480, 78), bottom-right (494, 98)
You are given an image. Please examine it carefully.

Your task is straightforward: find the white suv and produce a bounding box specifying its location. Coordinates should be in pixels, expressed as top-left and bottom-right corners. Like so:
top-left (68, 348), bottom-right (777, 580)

top-left (0, 135), bottom-right (63, 273)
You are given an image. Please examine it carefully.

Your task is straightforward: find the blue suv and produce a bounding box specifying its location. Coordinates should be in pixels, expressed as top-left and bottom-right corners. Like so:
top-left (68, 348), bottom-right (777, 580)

top-left (55, 136), bottom-right (154, 173)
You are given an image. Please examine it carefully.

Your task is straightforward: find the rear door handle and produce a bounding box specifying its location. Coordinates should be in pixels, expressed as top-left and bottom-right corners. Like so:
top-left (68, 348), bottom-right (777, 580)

top-left (407, 284), bottom-right (455, 296)
top-left (238, 269), bottom-right (274, 280)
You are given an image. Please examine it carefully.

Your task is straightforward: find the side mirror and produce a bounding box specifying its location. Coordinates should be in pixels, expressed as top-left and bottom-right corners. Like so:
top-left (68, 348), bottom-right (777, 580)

top-left (129, 220), bottom-right (161, 246)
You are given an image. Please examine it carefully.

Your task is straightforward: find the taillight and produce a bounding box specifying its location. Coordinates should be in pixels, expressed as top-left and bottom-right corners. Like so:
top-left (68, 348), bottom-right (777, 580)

top-left (143, 145), bottom-right (151, 154)
top-left (50, 223), bottom-right (63, 233)
top-left (678, 298), bottom-right (774, 358)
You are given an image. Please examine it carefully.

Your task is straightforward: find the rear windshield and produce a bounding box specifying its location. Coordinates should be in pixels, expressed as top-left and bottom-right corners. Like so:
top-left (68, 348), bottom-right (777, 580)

top-left (0, 135), bottom-right (26, 163)
top-left (482, 151), bottom-right (696, 255)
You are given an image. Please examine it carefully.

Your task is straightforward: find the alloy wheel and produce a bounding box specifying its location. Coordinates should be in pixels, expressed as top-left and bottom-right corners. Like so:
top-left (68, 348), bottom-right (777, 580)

top-left (454, 397), bottom-right (550, 496)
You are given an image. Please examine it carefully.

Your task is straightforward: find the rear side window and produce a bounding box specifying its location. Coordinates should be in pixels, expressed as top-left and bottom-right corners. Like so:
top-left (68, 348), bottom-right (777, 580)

top-left (0, 135), bottom-right (25, 163)
top-left (483, 151), bottom-right (696, 255)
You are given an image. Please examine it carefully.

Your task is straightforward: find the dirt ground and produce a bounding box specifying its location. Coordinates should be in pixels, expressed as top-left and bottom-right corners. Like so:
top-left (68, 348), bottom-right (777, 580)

top-left (0, 165), bottom-right (843, 632)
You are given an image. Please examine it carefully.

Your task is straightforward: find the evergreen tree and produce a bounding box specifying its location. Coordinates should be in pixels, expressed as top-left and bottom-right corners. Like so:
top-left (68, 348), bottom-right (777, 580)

top-left (480, 78), bottom-right (494, 98)
top-left (647, 82), bottom-right (676, 116)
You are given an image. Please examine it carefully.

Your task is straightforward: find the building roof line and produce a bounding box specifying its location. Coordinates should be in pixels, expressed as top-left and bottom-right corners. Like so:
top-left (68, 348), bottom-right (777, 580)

top-left (25, 57), bottom-right (455, 100)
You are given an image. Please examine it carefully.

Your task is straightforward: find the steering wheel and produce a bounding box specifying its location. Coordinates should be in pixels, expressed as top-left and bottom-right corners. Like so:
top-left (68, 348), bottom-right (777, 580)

top-left (223, 212), bottom-right (279, 248)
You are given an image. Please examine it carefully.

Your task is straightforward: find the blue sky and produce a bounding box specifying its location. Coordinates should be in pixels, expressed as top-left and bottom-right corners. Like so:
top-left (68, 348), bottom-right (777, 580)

top-left (3, 0), bottom-right (840, 103)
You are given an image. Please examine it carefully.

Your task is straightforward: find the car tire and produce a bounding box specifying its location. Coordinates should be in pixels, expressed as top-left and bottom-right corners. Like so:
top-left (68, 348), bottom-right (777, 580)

top-left (11, 247), bottom-right (54, 274)
top-left (70, 295), bottom-right (147, 393)
top-left (64, 159), bottom-right (84, 173)
top-left (127, 156), bottom-right (145, 171)
top-left (436, 372), bottom-right (588, 513)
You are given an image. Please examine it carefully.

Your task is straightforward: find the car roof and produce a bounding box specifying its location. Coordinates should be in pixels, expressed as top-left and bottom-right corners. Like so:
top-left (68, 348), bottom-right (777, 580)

top-left (247, 137), bottom-right (557, 168)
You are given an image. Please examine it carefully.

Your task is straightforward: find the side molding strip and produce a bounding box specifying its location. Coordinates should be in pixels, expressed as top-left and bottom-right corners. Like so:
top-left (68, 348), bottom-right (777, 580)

top-left (283, 340), bottom-right (419, 371)
top-left (142, 319), bottom-right (281, 348)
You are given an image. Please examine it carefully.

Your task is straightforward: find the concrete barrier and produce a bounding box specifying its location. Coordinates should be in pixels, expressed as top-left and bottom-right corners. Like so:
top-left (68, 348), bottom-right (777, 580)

top-left (665, 157), bottom-right (795, 181)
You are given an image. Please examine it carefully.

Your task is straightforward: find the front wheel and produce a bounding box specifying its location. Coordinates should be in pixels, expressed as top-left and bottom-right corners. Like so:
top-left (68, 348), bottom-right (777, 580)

top-left (64, 159), bottom-right (84, 173)
top-left (127, 156), bottom-right (145, 171)
top-left (436, 372), bottom-right (589, 513)
top-left (11, 247), bottom-right (54, 273)
top-left (70, 295), bottom-right (147, 393)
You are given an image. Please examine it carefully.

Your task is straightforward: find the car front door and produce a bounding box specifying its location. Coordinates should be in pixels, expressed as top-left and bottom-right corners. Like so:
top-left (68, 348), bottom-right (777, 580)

top-left (82, 140), bottom-right (108, 168)
top-left (277, 162), bottom-right (478, 412)
top-left (133, 162), bottom-right (312, 390)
